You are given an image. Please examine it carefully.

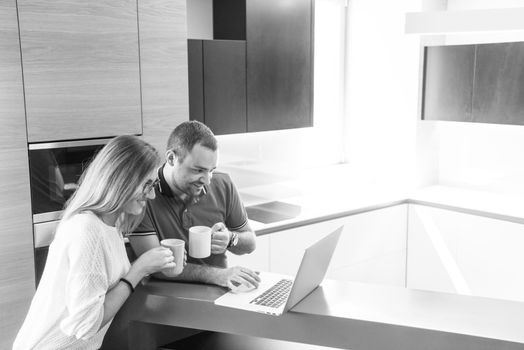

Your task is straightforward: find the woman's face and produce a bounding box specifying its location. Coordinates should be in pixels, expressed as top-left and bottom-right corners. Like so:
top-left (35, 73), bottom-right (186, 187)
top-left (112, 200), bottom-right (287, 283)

top-left (122, 170), bottom-right (158, 216)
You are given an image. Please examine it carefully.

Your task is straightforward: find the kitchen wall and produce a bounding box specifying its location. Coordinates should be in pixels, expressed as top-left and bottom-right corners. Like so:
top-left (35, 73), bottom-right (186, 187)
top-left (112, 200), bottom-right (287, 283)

top-left (343, 0), bottom-right (422, 190)
top-left (417, 0), bottom-right (524, 194)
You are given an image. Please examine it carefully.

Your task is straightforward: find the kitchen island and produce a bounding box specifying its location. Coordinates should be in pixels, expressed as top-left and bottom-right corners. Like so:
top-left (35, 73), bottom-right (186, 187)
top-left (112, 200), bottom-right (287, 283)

top-left (102, 180), bottom-right (524, 349)
top-left (103, 277), bottom-right (524, 350)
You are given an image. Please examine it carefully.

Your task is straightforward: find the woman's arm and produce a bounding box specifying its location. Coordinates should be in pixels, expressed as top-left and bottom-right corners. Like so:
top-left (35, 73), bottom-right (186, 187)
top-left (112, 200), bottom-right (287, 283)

top-left (99, 246), bottom-right (175, 330)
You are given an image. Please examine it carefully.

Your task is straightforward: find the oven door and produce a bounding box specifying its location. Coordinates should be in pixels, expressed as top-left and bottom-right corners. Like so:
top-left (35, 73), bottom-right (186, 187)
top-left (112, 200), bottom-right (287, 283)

top-left (29, 138), bottom-right (110, 224)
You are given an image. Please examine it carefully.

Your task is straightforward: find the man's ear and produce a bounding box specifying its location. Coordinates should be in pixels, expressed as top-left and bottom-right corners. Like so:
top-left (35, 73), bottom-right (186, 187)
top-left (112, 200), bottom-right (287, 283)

top-left (166, 150), bottom-right (176, 166)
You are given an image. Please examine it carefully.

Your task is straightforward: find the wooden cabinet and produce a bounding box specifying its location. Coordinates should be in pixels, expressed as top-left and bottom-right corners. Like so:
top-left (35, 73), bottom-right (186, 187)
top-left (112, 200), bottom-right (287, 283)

top-left (0, 1), bottom-right (35, 347)
top-left (188, 39), bottom-right (247, 135)
top-left (269, 205), bottom-right (407, 287)
top-left (18, 0), bottom-right (142, 142)
top-left (407, 204), bottom-right (524, 302)
top-left (139, 0), bottom-right (189, 153)
top-left (187, 0), bottom-right (313, 135)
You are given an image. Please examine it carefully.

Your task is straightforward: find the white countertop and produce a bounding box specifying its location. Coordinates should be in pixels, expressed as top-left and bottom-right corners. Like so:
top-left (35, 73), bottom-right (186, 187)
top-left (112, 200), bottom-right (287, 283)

top-left (235, 164), bottom-right (524, 233)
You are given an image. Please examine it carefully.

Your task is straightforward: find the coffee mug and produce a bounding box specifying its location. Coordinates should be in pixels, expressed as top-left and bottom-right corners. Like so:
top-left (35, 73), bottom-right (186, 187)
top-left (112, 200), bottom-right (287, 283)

top-left (160, 238), bottom-right (185, 275)
top-left (189, 226), bottom-right (211, 258)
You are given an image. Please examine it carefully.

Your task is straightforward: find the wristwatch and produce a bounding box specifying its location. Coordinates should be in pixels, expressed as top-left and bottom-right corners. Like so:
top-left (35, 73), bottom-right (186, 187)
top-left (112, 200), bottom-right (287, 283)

top-left (228, 231), bottom-right (239, 248)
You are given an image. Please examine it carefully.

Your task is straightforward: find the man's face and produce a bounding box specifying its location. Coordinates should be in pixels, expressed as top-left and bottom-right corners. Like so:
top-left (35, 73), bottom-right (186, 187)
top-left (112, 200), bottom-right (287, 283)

top-left (169, 143), bottom-right (218, 197)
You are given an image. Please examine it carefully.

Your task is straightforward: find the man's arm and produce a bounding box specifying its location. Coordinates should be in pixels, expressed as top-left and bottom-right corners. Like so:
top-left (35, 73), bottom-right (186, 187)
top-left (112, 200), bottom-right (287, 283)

top-left (228, 221), bottom-right (256, 255)
top-left (129, 233), bottom-right (260, 288)
top-left (210, 221), bottom-right (256, 256)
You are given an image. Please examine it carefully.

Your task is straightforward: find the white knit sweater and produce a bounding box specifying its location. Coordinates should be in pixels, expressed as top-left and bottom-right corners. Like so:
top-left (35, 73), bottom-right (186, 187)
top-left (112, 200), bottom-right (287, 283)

top-left (13, 212), bottom-right (131, 350)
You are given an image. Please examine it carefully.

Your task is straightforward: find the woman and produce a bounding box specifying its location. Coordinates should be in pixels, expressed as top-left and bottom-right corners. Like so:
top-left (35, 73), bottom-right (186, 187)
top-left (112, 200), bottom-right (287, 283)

top-left (14, 135), bottom-right (177, 350)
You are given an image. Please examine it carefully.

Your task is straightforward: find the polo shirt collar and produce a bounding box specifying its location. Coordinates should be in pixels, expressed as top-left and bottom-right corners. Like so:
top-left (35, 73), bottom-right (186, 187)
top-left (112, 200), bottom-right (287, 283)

top-left (157, 164), bottom-right (208, 204)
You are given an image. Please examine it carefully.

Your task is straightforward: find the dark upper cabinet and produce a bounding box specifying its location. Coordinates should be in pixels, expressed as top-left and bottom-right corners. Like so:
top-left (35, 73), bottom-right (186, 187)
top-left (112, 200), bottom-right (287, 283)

top-left (188, 0), bottom-right (314, 135)
top-left (422, 41), bottom-right (524, 126)
top-left (213, 0), bottom-right (246, 40)
top-left (188, 39), bottom-right (247, 135)
top-left (423, 45), bottom-right (475, 122)
top-left (203, 40), bottom-right (247, 134)
top-left (188, 39), bottom-right (205, 124)
top-left (473, 42), bottom-right (524, 126)
top-left (246, 0), bottom-right (313, 132)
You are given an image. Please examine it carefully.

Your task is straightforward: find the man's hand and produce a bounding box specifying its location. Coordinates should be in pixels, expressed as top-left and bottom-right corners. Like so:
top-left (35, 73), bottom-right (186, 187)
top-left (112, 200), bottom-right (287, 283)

top-left (211, 222), bottom-right (230, 254)
top-left (218, 266), bottom-right (261, 289)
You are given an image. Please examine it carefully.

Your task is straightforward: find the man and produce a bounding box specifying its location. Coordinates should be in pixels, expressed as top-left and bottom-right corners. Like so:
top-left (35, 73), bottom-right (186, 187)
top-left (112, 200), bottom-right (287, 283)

top-left (130, 121), bottom-right (260, 290)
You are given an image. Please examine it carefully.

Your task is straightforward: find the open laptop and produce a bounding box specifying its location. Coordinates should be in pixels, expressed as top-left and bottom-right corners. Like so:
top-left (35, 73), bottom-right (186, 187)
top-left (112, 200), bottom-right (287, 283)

top-left (214, 226), bottom-right (343, 316)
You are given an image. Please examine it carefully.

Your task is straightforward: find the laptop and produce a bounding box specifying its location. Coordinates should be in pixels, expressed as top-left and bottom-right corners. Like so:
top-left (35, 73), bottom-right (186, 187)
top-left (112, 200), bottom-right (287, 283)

top-left (214, 226), bottom-right (343, 316)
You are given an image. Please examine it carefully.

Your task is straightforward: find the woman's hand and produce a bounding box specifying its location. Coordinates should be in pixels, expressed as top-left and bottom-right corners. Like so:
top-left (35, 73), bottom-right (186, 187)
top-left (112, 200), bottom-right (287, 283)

top-left (131, 246), bottom-right (176, 278)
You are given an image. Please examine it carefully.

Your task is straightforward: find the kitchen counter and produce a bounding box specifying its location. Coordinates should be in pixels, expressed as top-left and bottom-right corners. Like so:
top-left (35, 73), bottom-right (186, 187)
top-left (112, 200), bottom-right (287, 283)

top-left (237, 163), bottom-right (524, 233)
top-left (103, 278), bottom-right (524, 350)
top-left (102, 169), bottom-right (524, 349)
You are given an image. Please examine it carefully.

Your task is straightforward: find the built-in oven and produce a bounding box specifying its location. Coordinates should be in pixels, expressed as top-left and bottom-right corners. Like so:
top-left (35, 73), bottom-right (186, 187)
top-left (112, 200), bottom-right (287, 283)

top-left (30, 138), bottom-right (110, 285)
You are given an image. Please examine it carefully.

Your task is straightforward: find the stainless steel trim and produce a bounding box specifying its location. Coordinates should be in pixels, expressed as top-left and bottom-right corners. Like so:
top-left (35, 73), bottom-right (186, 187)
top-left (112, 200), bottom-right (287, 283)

top-left (29, 138), bottom-right (112, 150)
top-left (33, 211), bottom-right (62, 224)
top-left (34, 220), bottom-right (60, 248)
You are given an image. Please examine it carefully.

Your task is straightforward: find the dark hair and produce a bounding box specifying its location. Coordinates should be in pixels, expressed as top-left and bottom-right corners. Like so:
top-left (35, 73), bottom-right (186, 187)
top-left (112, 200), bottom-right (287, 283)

top-left (167, 121), bottom-right (218, 161)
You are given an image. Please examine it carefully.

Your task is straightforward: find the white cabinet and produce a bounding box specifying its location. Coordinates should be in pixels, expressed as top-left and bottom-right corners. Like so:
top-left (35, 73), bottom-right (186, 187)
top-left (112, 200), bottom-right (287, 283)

top-left (269, 205), bottom-right (408, 287)
top-left (407, 204), bottom-right (524, 302)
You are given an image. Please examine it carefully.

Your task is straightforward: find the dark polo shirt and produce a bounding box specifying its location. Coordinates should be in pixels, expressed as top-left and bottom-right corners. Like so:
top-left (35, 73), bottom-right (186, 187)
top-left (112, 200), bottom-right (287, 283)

top-left (132, 165), bottom-right (248, 268)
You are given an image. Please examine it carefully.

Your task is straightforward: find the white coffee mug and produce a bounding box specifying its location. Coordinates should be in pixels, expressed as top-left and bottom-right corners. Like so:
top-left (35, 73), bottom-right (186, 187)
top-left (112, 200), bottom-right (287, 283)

top-left (189, 226), bottom-right (211, 258)
top-left (160, 238), bottom-right (185, 275)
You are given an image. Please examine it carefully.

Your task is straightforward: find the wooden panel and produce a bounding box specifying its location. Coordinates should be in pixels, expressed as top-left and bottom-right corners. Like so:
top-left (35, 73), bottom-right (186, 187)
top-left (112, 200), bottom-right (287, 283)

top-left (0, 0), bottom-right (27, 150)
top-left (18, 0), bottom-right (142, 142)
top-left (472, 42), bottom-right (524, 125)
top-left (0, 1), bottom-right (34, 347)
top-left (188, 39), bottom-right (205, 123)
top-left (246, 0), bottom-right (313, 132)
top-left (203, 40), bottom-right (246, 135)
top-left (139, 0), bottom-right (189, 153)
top-left (422, 45), bottom-right (475, 122)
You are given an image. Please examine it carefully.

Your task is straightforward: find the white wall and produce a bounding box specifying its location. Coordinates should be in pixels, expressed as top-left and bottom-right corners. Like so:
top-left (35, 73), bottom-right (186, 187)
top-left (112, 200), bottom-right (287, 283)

top-left (186, 0), bottom-right (213, 39)
top-left (417, 0), bottom-right (524, 194)
top-left (343, 0), bottom-right (422, 190)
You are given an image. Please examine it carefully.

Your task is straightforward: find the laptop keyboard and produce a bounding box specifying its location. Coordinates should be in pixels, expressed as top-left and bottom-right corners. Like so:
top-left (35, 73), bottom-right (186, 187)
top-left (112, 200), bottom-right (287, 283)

top-left (250, 279), bottom-right (293, 308)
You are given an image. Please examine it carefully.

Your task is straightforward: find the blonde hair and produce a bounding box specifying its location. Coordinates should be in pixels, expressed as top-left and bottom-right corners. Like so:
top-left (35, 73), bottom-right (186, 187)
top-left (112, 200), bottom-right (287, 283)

top-left (62, 135), bottom-right (161, 234)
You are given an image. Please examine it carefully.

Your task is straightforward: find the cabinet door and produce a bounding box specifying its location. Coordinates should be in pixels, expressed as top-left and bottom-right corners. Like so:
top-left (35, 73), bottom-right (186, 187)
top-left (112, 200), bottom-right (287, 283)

top-left (246, 0), bottom-right (313, 132)
top-left (188, 39), bottom-right (205, 124)
top-left (423, 45), bottom-right (475, 122)
top-left (139, 0), bottom-right (189, 153)
top-left (18, 0), bottom-right (142, 142)
top-left (226, 233), bottom-right (270, 272)
top-left (407, 204), bottom-right (524, 302)
top-left (270, 205), bottom-right (407, 287)
top-left (407, 205), bottom-right (460, 294)
top-left (0, 1), bottom-right (34, 347)
top-left (203, 40), bottom-right (246, 135)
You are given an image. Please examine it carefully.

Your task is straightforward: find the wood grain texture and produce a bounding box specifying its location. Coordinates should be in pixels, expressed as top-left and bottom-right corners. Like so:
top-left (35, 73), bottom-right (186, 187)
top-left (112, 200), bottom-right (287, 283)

top-left (0, 0), bottom-right (28, 150)
top-left (139, 0), bottom-right (189, 153)
top-left (0, 2), bottom-right (34, 348)
top-left (18, 0), bottom-right (142, 142)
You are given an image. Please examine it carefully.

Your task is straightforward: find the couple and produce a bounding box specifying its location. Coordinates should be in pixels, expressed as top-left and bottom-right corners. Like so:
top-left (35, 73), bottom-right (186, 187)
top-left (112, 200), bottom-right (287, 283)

top-left (14, 121), bottom-right (261, 350)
